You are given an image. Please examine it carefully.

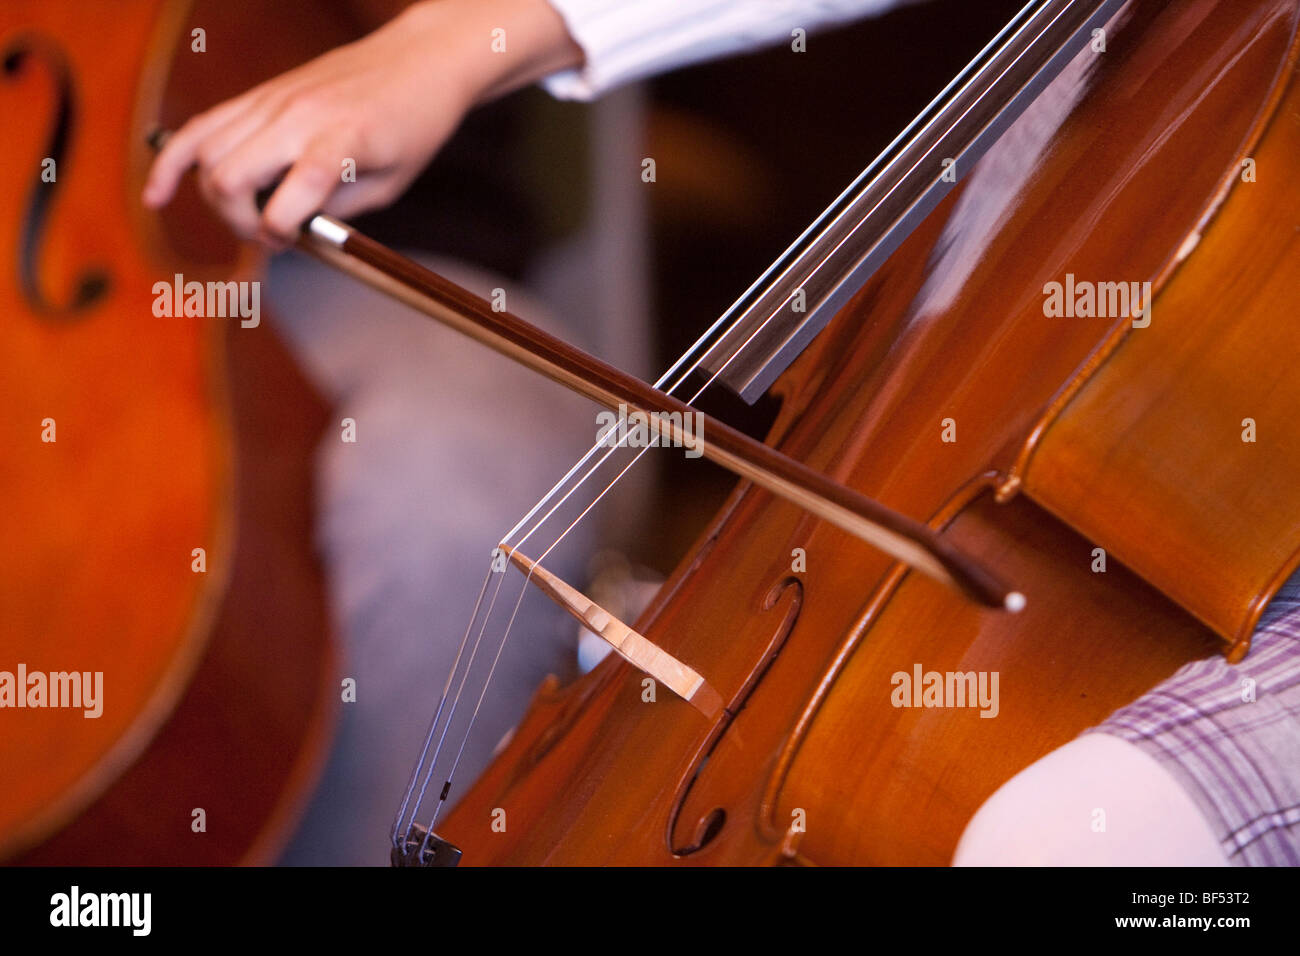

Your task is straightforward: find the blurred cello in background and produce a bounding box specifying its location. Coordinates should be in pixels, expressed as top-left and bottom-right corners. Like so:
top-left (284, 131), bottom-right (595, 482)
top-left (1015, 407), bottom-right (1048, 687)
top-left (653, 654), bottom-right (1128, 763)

top-left (0, 0), bottom-right (362, 864)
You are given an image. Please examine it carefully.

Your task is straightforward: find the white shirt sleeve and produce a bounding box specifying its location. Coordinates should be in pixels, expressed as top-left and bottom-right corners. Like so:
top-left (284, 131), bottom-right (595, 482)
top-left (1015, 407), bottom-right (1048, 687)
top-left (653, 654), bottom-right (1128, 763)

top-left (541, 0), bottom-right (914, 100)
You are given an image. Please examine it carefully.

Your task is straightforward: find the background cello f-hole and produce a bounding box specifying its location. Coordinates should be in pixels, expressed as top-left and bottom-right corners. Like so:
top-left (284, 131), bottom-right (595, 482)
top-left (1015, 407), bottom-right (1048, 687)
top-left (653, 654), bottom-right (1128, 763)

top-left (667, 576), bottom-right (803, 856)
top-left (2, 34), bottom-right (110, 318)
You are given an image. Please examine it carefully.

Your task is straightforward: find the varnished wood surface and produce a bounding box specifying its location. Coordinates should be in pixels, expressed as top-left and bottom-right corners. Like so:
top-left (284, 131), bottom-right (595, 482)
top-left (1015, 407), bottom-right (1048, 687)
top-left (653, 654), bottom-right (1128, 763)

top-left (0, 0), bottom-right (230, 856)
top-left (440, 0), bottom-right (1300, 864)
top-left (1, 0), bottom-right (346, 863)
top-left (16, 319), bottom-right (338, 866)
top-left (1022, 29), bottom-right (1300, 655)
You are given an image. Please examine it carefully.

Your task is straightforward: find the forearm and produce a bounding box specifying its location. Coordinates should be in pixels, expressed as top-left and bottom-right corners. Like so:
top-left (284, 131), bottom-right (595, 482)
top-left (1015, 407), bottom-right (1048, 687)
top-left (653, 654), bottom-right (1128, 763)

top-left (400, 0), bottom-right (585, 105)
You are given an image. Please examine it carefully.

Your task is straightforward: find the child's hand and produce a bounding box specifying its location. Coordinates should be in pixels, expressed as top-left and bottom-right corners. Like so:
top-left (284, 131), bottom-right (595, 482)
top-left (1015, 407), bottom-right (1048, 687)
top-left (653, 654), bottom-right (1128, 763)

top-left (143, 0), bottom-right (582, 246)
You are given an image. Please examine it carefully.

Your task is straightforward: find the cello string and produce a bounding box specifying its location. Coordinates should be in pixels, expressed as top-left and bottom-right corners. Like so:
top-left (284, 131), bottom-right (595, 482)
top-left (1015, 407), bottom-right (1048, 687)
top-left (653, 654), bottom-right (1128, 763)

top-left (393, 433), bottom-right (644, 846)
top-left (398, 1), bottom-right (1062, 851)
top-left (424, 434), bottom-right (669, 825)
top-left (399, 558), bottom-right (514, 844)
top-left (390, 563), bottom-right (496, 844)
top-left (401, 441), bottom-right (643, 845)
top-left (397, 0), bottom-right (1051, 837)
top-left (395, 443), bottom-right (630, 846)
top-left (407, 263), bottom-right (828, 841)
top-left (416, 444), bottom-right (655, 841)
top-left (401, 124), bottom-right (954, 837)
top-left (398, 332), bottom-right (743, 843)
top-left (402, 130), bottom-right (951, 835)
top-left (423, 575), bottom-right (532, 833)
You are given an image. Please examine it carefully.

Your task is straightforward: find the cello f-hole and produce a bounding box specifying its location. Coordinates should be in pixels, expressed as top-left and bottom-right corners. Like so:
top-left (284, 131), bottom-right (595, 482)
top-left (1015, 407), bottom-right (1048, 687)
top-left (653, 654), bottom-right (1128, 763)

top-left (667, 576), bottom-right (803, 856)
top-left (3, 35), bottom-right (110, 318)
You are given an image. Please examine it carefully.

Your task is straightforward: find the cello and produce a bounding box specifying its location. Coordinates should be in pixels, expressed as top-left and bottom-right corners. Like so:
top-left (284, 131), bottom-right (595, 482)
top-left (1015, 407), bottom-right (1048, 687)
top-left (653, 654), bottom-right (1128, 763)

top-left (0, 0), bottom-right (362, 864)
top-left (383, 0), bottom-right (1300, 864)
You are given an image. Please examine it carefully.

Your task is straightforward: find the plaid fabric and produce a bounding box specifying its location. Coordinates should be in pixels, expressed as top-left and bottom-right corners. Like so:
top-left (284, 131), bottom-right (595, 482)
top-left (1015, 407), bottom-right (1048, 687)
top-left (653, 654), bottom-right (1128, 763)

top-left (1089, 571), bottom-right (1300, 866)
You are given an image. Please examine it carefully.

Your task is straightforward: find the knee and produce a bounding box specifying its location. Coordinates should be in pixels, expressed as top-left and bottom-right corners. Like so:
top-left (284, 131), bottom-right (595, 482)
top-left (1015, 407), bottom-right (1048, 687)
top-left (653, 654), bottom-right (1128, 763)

top-left (952, 756), bottom-right (1080, 866)
top-left (952, 733), bottom-right (1228, 866)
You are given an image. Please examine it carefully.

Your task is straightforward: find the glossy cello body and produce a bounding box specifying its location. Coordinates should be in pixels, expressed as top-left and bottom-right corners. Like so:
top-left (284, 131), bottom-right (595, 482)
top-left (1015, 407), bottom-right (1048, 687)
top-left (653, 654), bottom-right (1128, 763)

top-left (441, 0), bottom-right (1300, 864)
top-left (0, 0), bottom-right (351, 864)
